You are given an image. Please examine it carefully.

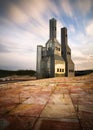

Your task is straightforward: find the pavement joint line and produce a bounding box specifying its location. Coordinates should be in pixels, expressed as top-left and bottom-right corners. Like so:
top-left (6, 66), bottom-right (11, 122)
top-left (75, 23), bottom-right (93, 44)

top-left (32, 84), bottom-right (57, 130)
top-left (1, 93), bottom-right (32, 118)
top-left (68, 87), bottom-right (83, 130)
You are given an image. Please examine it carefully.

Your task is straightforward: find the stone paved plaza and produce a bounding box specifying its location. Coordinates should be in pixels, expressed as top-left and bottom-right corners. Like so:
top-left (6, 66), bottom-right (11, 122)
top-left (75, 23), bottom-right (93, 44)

top-left (0, 74), bottom-right (93, 130)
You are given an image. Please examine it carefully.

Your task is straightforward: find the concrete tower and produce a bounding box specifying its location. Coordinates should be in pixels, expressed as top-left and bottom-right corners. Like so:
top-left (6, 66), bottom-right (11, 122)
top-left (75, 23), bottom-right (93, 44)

top-left (61, 27), bottom-right (74, 76)
top-left (36, 45), bottom-right (43, 79)
top-left (46, 18), bottom-right (65, 77)
top-left (50, 18), bottom-right (56, 39)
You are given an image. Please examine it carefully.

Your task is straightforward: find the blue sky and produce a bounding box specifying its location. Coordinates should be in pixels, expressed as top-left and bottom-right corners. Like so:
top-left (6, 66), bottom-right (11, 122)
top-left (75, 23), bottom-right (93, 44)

top-left (0, 0), bottom-right (93, 70)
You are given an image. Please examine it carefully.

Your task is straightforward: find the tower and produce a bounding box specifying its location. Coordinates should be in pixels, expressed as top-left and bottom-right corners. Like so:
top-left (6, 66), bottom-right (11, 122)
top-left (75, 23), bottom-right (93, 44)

top-left (50, 18), bottom-right (56, 39)
top-left (46, 18), bottom-right (65, 77)
top-left (61, 27), bottom-right (74, 76)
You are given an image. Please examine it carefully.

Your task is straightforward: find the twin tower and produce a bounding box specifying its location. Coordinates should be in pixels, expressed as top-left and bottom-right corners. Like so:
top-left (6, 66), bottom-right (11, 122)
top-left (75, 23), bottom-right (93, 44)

top-left (37, 18), bottom-right (74, 78)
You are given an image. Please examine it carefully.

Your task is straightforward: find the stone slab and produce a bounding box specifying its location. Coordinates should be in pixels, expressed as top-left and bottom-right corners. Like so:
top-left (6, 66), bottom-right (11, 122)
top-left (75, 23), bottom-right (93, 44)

top-left (9, 104), bottom-right (44, 117)
top-left (0, 116), bottom-right (36, 130)
top-left (40, 103), bottom-right (76, 118)
top-left (33, 118), bottom-right (81, 130)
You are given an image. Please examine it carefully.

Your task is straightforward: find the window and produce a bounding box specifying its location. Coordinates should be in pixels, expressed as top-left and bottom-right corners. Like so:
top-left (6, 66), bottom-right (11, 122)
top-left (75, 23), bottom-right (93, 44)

top-left (55, 47), bottom-right (60, 51)
top-left (57, 68), bottom-right (64, 73)
top-left (62, 69), bottom-right (64, 72)
top-left (54, 27), bottom-right (56, 31)
top-left (57, 68), bottom-right (59, 72)
top-left (67, 52), bottom-right (71, 55)
top-left (69, 70), bottom-right (74, 72)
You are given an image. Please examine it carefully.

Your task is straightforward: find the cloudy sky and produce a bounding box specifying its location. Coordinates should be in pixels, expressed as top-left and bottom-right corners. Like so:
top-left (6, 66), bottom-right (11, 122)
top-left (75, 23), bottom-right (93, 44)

top-left (0, 0), bottom-right (93, 71)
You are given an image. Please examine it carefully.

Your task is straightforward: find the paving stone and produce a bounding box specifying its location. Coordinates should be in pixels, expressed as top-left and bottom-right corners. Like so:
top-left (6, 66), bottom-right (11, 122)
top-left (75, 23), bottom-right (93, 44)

top-left (33, 118), bottom-right (81, 130)
top-left (80, 118), bottom-right (93, 130)
top-left (0, 103), bottom-right (16, 117)
top-left (9, 104), bottom-right (44, 117)
top-left (40, 103), bottom-right (76, 118)
top-left (23, 93), bottom-right (50, 105)
top-left (49, 94), bottom-right (72, 105)
top-left (54, 87), bottom-right (69, 94)
top-left (0, 116), bottom-right (36, 130)
top-left (0, 74), bottom-right (93, 130)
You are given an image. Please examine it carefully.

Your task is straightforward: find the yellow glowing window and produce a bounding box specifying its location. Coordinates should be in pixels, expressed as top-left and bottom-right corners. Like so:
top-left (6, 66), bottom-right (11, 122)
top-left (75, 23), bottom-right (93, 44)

top-left (62, 69), bottom-right (64, 72)
top-left (57, 68), bottom-right (59, 72)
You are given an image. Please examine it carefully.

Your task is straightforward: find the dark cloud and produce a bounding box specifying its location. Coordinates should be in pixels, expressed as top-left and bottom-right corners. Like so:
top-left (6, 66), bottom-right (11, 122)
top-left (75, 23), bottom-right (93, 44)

top-left (0, 0), bottom-right (11, 17)
top-left (0, 0), bottom-right (21, 17)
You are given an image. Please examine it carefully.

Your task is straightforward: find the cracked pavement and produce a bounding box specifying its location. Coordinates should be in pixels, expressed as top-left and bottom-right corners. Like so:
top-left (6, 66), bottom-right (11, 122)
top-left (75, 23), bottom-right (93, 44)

top-left (0, 74), bottom-right (93, 130)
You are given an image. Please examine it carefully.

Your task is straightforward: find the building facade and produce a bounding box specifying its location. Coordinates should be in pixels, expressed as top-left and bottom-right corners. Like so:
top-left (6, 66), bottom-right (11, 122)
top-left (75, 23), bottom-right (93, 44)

top-left (36, 18), bottom-right (74, 79)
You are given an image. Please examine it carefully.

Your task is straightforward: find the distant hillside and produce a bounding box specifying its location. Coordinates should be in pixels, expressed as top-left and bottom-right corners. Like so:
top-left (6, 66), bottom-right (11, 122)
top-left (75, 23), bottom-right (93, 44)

top-left (1, 69), bottom-right (93, 78)
top-left (75, 70), bottom-right (93, 76)
top-left (0, 70), bottom-right (36, 78)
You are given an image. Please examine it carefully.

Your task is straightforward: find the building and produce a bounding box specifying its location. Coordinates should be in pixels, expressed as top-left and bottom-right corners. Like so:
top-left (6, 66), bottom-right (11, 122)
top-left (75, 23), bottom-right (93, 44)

top-left (36, 18), bottom-right (74, 79)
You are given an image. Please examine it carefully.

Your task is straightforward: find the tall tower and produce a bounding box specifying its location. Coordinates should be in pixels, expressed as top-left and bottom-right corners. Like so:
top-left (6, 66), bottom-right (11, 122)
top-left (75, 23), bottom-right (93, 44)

top-left (50, 18), bottom-right (56, 39)
top-left (61, 27), bottom-right (74, 76)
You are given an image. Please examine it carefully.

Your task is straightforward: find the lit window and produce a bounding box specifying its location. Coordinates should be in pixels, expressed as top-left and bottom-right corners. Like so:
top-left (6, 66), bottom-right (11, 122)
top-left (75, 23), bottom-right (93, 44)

top-left (57, 68), bottom-right (59, 72)
top-left (62, 69), bottom-right (64, 72)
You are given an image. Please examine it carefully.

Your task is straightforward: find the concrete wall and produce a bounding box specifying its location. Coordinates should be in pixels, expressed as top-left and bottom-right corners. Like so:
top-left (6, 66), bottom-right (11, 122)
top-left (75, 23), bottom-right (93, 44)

top-left (36, 45), bottom-right (43, 79)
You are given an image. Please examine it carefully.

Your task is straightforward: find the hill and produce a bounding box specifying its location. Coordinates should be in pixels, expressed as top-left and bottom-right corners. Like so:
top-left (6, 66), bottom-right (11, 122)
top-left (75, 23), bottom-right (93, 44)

top-left (75, 69), bottom-right (93, 76)
top-left (0, 69), bottom-right (36, 78)
top-left (0, 69), bottom-right (93, 78)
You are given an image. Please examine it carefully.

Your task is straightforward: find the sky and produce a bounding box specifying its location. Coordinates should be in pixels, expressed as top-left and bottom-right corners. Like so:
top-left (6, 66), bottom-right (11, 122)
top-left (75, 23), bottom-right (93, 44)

top-left (0, 0), bottom-right (93, 71)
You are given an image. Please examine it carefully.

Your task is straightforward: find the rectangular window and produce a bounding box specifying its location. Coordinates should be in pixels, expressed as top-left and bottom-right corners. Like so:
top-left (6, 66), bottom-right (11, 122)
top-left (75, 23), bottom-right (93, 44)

top-left (62, 69), bottom-right (64, 72)
top-left (55, 47), bottom-right (60, 51)
top-left (57, 68), bottom-right (59, 72)
top-left (69, 70), bottom-right (74, 72)
top-left (57, 68), bottom-right (64, 73)
top-left (67, 52), bottom-right (71, 55)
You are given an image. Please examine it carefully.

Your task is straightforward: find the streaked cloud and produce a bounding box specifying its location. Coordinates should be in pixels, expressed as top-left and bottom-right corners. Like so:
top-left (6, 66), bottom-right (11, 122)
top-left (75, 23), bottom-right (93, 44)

top-left (76, 0), bottom-right (92, 15)
top-left (86, 20), bottom-right (93, 36)
top-left (61, 0), bottom-right (73, 17)
top-left (69, 25), bottom-right (75, 33)
top-left (8, 3), bottom-right (28, 24)
top-left (0, 0), bottom-right (93, 70)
